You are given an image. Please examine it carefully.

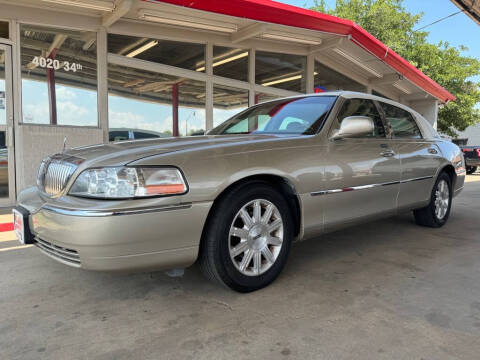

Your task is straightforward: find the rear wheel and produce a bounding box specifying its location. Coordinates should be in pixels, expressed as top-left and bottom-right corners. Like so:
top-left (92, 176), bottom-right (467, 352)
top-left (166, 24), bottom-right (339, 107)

top-left (199, 182), bottom-right (293, 292)
top-left (466, 166), bottom-right (477, 175)
top-left (413, 172), bottom-right (452, 228)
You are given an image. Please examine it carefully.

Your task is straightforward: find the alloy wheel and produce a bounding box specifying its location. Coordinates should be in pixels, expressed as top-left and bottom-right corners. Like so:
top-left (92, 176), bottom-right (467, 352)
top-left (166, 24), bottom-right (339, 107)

top-left (228, 199), bottom-right (284, 276)
top-left (434, 179), bottom-right (450, 220)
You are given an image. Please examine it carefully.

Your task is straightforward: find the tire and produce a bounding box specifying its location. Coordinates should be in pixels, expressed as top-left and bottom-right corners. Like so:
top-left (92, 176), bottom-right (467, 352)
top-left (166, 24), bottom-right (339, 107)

top-left (413, 172), bottom-right (453, 228)
top-left (466, 166), bottom-right (477, 175)
top-left (199, 182), bottom-right (294, 292)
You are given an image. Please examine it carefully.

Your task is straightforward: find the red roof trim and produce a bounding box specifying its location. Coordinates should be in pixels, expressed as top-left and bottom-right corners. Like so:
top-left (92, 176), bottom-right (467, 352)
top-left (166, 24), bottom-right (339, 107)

top-left (146, 0), bottom-right (455, 102)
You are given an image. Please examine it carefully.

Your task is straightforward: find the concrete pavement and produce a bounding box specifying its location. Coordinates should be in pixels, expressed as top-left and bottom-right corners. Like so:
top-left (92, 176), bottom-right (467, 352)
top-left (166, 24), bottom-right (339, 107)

top-left (1, 175), bottom-right (480, 360)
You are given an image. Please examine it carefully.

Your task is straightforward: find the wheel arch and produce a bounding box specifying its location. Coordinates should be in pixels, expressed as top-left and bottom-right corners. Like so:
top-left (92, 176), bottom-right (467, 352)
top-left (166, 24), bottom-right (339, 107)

top-left (439, 164), bottom-right (456, 188)
top-left (200, 174), bottom-right (303, 247)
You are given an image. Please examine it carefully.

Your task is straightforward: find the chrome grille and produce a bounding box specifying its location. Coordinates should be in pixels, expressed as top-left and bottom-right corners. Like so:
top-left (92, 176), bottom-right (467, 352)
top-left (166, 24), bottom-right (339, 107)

top-left (37, 154), bottom-right (81, 196)
top-left (34, 237), bottom-right (81, 267)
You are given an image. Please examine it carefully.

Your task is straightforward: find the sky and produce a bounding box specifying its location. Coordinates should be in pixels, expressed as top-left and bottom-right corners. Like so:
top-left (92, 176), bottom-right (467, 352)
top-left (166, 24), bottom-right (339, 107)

top-left (280, 0), bottom-right (480, 70)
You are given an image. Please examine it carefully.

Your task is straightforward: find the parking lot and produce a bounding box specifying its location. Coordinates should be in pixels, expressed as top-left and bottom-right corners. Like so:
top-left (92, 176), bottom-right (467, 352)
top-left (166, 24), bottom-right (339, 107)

top-left (1, 175), bottom-right (479, 360)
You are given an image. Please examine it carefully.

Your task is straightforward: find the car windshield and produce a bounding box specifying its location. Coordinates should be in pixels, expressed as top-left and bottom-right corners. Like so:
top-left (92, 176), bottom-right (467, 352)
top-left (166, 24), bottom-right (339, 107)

top-left (209, 96), bottom-right (337, 135)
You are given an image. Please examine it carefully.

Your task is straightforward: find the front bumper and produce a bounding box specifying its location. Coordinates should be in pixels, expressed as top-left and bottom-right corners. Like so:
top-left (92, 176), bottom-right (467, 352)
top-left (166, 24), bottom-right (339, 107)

top-left (18, 187), bottom-right (212, 271)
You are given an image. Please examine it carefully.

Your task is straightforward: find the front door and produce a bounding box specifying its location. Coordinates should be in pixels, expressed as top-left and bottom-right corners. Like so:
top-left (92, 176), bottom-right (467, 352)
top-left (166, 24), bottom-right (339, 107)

top-left (322, 98), bottom-right (400, 231)
top-left (0, 44), bottom-right (16, 206)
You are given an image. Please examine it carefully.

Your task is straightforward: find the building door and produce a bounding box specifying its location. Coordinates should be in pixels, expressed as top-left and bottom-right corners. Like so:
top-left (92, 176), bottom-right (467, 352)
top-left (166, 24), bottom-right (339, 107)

top-left (0, 44), bottom-right (16, 206)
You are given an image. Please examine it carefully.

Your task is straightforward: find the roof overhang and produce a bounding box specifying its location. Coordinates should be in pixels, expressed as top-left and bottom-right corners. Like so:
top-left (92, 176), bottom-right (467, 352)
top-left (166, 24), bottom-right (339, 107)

top-left (4, 0), bottom-right (455, 103)
top-left (451, 0), bottom-right (480, 26)
top-left (144, 0), bottom-right (455, 103)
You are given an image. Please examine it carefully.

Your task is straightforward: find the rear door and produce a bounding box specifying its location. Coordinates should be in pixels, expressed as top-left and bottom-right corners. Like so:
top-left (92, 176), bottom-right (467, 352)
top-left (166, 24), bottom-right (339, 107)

top-left (378, 102), bottom-right (442, 210)
top-left (322, 98), bottom-right (401, 230)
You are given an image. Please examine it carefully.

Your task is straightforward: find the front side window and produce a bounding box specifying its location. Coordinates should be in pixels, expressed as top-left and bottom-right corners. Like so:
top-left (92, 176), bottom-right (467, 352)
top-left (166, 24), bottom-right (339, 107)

top-left (379, 102), bottom-right (422, 139)
top-left (333, 98), bottom-right (385, 138)
top-left (209, 96), bottom-right (336, 135)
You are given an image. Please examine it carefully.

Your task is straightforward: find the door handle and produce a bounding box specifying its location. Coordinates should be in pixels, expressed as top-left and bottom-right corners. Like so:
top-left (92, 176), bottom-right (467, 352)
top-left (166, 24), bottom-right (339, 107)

top-left (428, 148), bottom-right (438, 154)
top-left (380, 150), bottom-right (395, 157)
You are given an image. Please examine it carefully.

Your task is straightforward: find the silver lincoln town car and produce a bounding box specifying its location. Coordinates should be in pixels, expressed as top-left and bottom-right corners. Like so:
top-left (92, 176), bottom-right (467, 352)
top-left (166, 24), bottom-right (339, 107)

top-left (14, 92), bottom-right (465, 292)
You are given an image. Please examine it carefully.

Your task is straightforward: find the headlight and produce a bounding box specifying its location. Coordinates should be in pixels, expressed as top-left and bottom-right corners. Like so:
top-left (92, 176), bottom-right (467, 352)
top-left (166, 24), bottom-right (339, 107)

top-left (69, 167), bottom-right (187, 199)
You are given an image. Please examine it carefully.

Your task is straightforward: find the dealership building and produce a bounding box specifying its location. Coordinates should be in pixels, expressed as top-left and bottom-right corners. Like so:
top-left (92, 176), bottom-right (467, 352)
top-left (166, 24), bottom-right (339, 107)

top-left (0, 0), bottom-right (455, 207)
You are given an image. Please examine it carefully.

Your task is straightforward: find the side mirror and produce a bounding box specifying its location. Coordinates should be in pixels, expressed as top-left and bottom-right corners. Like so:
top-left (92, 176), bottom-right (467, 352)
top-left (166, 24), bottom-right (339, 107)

top-left (330, 116), bottom-right (374, 140)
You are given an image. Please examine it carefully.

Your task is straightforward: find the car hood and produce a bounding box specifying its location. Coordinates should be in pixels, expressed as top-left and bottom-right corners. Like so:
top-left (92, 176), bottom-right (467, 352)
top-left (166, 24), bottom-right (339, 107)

top-left (64, 134), bottom-right (296, 167)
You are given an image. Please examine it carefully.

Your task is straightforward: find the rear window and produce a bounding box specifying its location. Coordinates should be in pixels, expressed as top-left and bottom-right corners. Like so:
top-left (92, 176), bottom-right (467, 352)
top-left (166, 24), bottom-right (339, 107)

top-left (379, 102), bottom-right (422, 139)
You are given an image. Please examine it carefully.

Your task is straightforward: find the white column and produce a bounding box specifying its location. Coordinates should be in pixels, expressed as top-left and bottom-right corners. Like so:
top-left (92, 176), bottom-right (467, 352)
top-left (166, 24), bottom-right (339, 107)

top-left (306, 54), bottom-right (314, 94)
top-left (205, 42), bottom-right (213, 131)
top-left (97, 27), bottom-right (109, 143)
top-left (248, 48), bottom-right (255, 106)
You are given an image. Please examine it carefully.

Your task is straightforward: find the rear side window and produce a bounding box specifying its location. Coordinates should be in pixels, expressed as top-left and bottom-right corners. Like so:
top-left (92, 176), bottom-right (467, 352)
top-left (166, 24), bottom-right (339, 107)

top-left (379, 103), bottom-right (422, 139)
top-left (334, 98), bottom-right (385, 138)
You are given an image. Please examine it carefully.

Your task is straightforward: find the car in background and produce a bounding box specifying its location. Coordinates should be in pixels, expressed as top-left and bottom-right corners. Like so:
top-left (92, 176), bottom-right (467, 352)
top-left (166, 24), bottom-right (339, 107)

top-left (461, 146), bottom-right (480, 174)
top-left (109, 128), bottom-right (170, 142)
top-left (15, 92), bottom-right (465, 292)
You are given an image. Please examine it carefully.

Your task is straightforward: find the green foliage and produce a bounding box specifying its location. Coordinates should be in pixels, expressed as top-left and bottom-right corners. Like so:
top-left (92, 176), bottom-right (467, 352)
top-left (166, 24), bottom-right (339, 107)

top-left (312, 0), bottom-right (480, 136)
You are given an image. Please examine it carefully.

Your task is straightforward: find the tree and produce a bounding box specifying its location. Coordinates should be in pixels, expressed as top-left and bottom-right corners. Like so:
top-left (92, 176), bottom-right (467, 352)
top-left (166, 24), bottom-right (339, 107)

top-left (312, 0), bottom-right (480, 136)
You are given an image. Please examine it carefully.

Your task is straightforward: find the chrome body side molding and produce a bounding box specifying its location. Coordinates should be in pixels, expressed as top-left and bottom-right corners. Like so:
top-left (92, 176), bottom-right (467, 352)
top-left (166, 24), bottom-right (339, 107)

top-left (311, 176), bottom-right (434, 196)
top-left (41, 203), bottom-right (193, 217)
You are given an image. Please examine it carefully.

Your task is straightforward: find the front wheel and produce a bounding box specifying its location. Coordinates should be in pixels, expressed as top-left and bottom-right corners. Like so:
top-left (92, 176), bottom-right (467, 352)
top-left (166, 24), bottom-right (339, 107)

top-left (199, 182), bottom-right (294, 292)
top-left (413, 172), bottom-right (452, 228)
top-left (466, 166), bottom-right (477, 175)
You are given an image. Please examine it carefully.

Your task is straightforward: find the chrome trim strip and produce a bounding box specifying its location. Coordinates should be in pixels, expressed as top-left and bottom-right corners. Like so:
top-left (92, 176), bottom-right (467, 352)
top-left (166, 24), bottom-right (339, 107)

top-left (41, 203), bottom-right (193, 217)
top-left (311, 176), bottom-right (434, 196)
top-left (402, 175), bottom-right (434, 183)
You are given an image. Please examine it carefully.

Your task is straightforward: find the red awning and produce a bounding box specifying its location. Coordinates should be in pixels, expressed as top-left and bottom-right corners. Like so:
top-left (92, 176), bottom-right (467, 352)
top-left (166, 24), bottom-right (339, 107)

top-left (146, 0), bottom-right (456, 102)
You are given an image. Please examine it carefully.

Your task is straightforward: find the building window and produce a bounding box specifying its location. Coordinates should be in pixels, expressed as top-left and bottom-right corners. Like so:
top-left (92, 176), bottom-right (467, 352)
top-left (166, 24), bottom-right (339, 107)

top-left (0, 22), bottom-right (8, 39)
top-left (314, 61), bottom-right (366, 93)
top-left (213, 84), bottom-right (249, 127)
top-left (256, 51), bottom-right (306, 92)
top-left (20, 24), bottom-right (98, 126)
top-left (372, 90), bottom-right (391, 100)
top-left (0, 50), bottom-right (6, 125)
top-left (107, 34), bottom-right (205, 72)
top-left (212, 46), bottom-right (249, 82)
top-left (108, 63), bottom-right (206, 138)
top-left (254, 92), bottom-right (280, 105)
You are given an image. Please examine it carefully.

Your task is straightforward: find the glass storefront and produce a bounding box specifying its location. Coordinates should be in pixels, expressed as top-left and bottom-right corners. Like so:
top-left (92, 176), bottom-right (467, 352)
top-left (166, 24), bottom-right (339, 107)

top-left (254, 92), bottom-right (280, 105)
top-left (108, 34), bottom-right (205, 72)
top-left (314, 61), bottom-right (366, 93)
top-left (0, 47), bottom-right (9, 199)
top-left (108, 63), bottom-right (206, 139)
top-left (256, 51), bottom-right (306, 92)
top-left (0, 22), bottom-right (8, 39)
top-left (0, 51), bottom-right (5, 126)
top-left (19, 24), bottom-right (98, 126)
top-left (213, 84), bottom-right (249, 127)
top-left (212, 46), bottom-right (249, 82)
